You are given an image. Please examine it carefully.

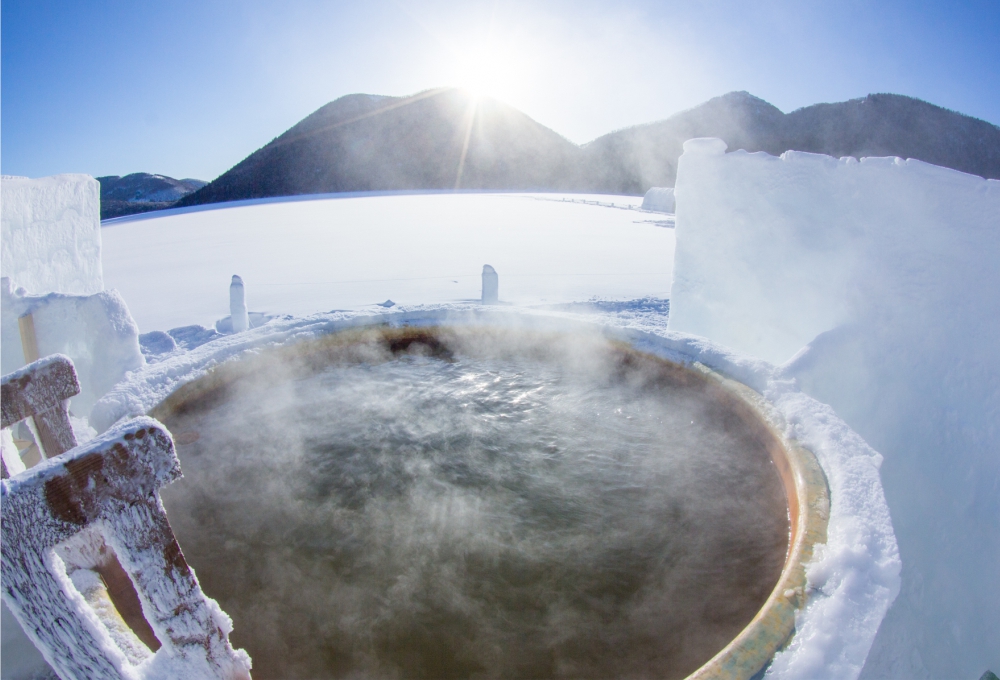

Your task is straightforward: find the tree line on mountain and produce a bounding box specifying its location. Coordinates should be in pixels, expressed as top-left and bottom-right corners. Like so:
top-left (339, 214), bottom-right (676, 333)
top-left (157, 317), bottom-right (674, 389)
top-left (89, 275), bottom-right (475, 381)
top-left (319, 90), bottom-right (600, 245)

top-left (97, 173), bottom-right (206, 219)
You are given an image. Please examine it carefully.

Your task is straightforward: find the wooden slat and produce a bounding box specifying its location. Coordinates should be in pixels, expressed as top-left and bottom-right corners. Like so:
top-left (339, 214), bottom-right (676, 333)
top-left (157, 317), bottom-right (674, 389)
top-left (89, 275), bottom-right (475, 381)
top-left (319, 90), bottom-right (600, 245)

top-left (18, 313), bottom-right (40, 363)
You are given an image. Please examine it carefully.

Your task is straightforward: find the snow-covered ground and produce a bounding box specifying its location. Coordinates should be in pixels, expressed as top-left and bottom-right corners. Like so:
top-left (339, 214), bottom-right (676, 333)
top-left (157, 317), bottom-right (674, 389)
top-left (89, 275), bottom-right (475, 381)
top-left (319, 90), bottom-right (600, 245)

top-left (100, 192), bottom-right (671, 333)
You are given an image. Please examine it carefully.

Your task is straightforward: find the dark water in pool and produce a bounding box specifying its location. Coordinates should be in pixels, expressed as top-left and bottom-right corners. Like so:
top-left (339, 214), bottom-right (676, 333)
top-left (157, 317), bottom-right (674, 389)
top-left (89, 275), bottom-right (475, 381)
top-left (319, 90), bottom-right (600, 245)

top-left (161, 334), bottom-right (787, 679)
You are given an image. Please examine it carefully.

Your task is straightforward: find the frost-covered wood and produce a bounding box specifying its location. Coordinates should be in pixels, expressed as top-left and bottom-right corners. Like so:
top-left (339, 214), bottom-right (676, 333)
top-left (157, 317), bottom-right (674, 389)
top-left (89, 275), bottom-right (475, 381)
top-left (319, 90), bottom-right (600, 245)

top-left (1, 354), bottom-right (80, 462)
top-left (3, 354), bottom-right (158, 665)
top-left (1, 417), bottom-right (252, 679)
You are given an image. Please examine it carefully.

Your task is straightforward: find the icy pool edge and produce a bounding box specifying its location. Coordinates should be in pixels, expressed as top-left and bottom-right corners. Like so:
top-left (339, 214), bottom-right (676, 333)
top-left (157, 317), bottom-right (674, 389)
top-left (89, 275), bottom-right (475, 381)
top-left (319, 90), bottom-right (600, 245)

top-left (90, 304), bottom-right (900, 680)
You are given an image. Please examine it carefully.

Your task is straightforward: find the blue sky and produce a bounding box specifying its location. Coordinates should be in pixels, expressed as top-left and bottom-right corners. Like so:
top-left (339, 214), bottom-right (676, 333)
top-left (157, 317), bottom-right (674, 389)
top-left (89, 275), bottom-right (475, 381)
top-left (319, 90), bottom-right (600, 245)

top-left (3, 0), bottom-right (998, 181)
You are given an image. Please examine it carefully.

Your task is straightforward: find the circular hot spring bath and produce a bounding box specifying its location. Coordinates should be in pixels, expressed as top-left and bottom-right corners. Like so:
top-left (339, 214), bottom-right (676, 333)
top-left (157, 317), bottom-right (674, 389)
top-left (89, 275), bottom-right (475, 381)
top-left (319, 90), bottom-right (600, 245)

top-left (150, 325), bottom-right (826, 679)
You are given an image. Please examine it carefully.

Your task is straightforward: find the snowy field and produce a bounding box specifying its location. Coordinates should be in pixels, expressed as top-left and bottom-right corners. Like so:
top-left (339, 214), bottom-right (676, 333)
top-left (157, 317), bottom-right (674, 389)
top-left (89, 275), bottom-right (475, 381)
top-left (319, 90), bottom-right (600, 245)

top-left (101, 193), bottom-right (672, 332)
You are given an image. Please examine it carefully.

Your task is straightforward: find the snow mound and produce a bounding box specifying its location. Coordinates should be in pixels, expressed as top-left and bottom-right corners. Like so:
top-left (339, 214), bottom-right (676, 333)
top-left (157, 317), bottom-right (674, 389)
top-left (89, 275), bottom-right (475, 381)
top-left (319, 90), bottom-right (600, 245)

top-left (641, 187), bottom-right (675, 213)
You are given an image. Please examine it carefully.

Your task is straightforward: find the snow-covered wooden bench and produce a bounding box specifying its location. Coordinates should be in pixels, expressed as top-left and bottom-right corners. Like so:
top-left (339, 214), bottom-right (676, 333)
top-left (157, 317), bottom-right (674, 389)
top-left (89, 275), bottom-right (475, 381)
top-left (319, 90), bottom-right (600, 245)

top-left (1, 354), bottom-right (80, 476)
top-left (1, 357), bottom-right (251, 679)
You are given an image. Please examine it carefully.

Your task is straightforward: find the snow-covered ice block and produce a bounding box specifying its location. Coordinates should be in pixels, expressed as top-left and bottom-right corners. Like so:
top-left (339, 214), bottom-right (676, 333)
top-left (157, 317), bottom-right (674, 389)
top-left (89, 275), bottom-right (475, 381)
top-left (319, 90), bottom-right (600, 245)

top-left (1, 174), bottom-right (103, 296)
top-left (640, 187), bottom-right (674, 213)
top-left (670, 139), bottom-right (861, 365)
top-left (670, 138), bottom-right (1000, 679)
top-left (1, 278), bottom-right (144, 416)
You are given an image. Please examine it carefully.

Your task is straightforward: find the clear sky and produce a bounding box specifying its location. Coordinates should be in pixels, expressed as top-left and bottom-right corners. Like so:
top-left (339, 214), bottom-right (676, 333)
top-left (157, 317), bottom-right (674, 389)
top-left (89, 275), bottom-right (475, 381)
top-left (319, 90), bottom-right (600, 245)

top-left (3, 0), bottom-right (998, 181)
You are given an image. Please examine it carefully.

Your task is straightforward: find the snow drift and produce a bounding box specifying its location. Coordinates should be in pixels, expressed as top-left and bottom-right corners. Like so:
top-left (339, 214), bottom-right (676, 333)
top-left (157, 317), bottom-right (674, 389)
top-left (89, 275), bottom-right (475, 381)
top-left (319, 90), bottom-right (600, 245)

top-left (641, 187), bottom-right (675, 213)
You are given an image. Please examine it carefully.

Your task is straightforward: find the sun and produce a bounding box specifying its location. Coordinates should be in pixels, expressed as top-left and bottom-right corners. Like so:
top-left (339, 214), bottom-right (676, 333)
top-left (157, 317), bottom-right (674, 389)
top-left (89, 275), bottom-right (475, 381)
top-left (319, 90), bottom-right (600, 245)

top-left (455, 43), bottom-right (519, 101)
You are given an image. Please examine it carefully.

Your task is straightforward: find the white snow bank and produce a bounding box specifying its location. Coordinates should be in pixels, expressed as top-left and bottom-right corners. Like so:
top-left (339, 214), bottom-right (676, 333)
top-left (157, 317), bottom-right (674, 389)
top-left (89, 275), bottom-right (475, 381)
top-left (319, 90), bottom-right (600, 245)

top-left (641, 187), bottom-right (675, 213)
top-left (761, 383), bottom-right (900, 680)
top-left (99, 193), bottom-right (672, 332)
top-left (1, 174), bottom-right (103, 296)
top-left (90, 305), bottom-right (898, 680)
top-left (670, 138), bottom-right (1000, 678)
top-left (1, 278), bottom-right (144, 416)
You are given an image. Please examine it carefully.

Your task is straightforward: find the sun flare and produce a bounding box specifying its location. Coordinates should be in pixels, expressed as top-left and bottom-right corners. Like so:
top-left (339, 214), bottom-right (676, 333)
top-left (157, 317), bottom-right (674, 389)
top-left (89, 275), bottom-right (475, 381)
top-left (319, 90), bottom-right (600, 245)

top-left (455, 43), bottom-right (521, 101)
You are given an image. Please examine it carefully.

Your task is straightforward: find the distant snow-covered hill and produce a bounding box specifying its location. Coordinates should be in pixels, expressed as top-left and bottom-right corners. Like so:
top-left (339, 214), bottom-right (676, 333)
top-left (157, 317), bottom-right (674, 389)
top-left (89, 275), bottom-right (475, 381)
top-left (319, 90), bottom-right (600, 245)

top-left (97, 173), bottom-right (206, 219)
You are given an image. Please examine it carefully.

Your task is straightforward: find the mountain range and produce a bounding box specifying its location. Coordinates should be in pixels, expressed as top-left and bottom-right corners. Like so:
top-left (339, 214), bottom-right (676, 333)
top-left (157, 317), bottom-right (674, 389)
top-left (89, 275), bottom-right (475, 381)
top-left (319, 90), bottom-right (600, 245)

top-left (135, 88), bottom-right (998, 211)
top-left (582, 90), bottom-right (1000, 194)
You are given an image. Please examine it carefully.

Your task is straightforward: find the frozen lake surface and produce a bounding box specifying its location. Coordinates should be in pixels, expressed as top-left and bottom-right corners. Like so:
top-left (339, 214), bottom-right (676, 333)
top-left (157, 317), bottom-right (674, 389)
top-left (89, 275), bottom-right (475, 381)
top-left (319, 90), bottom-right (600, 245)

top-left (101, 193), bottom-right (673, 332)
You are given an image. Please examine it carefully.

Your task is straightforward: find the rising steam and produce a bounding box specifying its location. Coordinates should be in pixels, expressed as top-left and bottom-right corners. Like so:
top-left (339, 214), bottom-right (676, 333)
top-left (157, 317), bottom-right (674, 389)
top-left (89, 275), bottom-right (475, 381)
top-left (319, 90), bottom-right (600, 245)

top-left (160, 327), bottom-right (787, 679)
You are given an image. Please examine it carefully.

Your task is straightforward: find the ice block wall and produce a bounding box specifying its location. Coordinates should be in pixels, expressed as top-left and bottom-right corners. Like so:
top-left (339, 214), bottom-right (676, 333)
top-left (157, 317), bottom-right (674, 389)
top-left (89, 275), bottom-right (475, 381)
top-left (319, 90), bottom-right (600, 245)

top-left (1, 174), bottom-right (103, 296)
top-left (670, 138), bottom-right (1000, 679)
top-left (0, 280), bottom-right (143, 416)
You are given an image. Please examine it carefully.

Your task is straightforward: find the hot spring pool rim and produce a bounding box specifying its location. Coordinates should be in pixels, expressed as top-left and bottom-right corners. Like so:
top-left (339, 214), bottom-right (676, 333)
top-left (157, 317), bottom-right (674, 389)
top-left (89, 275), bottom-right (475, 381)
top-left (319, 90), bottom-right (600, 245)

top-left (147, 324), bottom-right (830, 680)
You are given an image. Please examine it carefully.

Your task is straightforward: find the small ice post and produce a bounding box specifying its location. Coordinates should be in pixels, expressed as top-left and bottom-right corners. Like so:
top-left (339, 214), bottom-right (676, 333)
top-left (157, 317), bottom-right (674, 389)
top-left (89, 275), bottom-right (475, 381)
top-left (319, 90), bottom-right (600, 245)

top-left (230, 275), bottom-right (249, 333)
top-left (481, 265), bottom-right (498, 304)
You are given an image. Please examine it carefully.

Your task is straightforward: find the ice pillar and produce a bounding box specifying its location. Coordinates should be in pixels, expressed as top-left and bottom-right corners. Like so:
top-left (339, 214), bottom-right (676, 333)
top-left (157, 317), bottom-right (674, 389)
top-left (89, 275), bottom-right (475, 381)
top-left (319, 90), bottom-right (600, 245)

top-left (230, 275), bottom-right (249, 332)
top-left (481, 265), bottom-right (498, 304)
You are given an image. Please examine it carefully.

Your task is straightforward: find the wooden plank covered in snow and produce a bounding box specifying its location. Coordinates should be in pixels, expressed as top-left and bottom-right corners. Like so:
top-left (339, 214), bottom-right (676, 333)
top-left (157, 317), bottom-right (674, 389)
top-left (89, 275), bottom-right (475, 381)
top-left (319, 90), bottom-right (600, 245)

top-left (1, 417), bottom-right (251, 679)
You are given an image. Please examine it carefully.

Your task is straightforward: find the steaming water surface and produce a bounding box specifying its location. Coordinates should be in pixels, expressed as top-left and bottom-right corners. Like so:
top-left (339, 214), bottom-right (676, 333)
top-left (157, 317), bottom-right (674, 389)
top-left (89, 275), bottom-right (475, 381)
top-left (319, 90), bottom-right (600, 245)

top-left (161, 337), bottom-right (788, 679)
